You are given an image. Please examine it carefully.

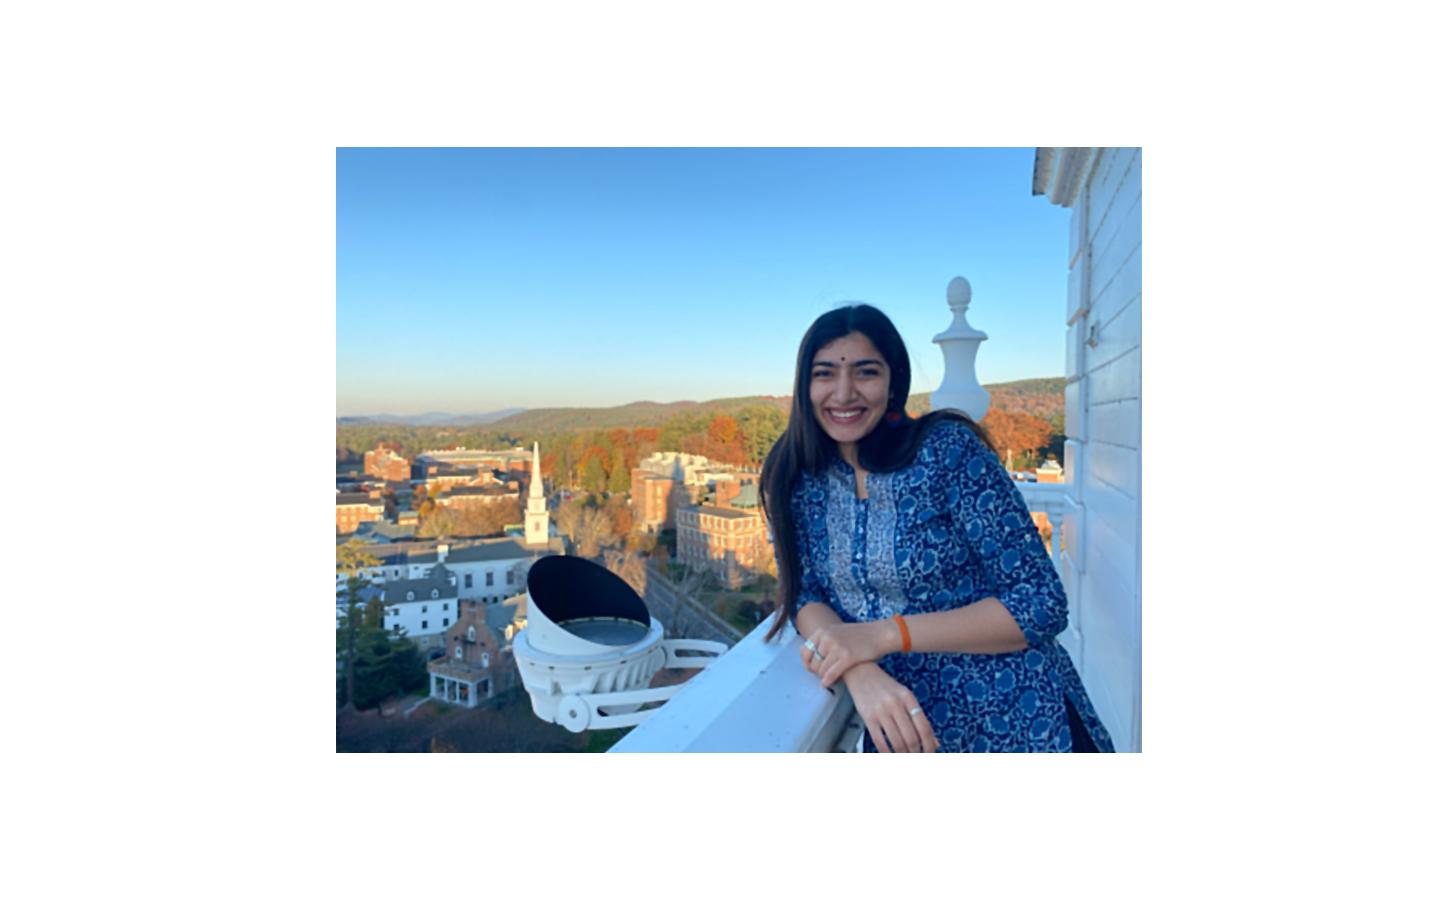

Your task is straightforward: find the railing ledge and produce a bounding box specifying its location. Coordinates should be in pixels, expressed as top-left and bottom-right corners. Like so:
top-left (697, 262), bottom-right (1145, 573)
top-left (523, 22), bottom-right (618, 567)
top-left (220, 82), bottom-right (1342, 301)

top-left (610, 613), bottom-right (854, 752)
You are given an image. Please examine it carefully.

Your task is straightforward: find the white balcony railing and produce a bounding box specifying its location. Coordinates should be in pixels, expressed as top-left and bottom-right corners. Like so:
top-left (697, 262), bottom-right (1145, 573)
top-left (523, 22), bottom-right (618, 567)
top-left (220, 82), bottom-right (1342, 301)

top-left (611, 485), bottom-right (1074, 751)
top-left (609, 613), bottom-right (861, 752)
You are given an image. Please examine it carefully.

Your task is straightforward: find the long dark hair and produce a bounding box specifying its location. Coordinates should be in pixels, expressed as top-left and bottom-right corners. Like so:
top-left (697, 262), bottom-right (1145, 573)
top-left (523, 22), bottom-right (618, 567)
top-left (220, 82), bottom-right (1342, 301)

top-left (759, 304), bottom-right (994, 641)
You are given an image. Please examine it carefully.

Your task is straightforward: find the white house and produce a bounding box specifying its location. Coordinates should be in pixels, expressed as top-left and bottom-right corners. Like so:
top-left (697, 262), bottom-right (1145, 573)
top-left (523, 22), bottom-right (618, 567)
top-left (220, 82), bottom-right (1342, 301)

top-left (379, 564), bottom-right (461, 653)
top-left (437, 540), bottom-right (543, 605)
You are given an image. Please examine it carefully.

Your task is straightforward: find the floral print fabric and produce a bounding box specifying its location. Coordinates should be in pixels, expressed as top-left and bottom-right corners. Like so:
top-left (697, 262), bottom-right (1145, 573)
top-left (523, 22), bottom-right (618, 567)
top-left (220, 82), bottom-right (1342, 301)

top-left (793, 420), bottom-right (1114, 752)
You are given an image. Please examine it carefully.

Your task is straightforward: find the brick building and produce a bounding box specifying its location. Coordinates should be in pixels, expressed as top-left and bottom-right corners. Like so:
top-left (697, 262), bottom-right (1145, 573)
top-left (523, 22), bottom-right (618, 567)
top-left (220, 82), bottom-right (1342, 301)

top-left (336, 492), bottom-right (385, 534)
top-left (427, 598), bottom-right (518, 708)
top-left (364, 447), bottom-right (412, 482)
top-left (436, 484), bottom-right (520, 511)
top-left (676, 505), bottom-right (771, 587)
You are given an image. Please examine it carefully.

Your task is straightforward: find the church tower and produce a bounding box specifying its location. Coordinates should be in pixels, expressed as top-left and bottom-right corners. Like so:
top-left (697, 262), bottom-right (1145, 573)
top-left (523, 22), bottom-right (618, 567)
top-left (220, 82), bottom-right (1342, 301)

top-left (524, 441), bottom-right (549, 547)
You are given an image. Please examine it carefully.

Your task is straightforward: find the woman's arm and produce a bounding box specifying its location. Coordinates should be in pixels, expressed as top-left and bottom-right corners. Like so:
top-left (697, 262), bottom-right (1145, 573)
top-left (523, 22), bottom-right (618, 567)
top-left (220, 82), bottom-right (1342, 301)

top-left (796, 605), bottom-right (939, 753)
top-left (808, 599), bottom-right (1025, 689)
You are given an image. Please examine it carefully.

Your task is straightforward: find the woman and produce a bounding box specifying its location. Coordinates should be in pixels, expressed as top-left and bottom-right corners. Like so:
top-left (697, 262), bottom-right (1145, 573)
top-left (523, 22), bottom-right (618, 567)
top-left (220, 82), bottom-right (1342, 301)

top-left (760, 304), bottom-right (1113, 753)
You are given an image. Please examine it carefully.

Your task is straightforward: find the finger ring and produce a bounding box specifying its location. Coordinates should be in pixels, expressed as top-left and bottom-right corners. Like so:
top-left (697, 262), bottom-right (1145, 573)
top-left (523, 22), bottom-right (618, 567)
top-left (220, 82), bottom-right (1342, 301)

top-left (804, 638), bottom-right (816, 652)
top-left (908, 707), bottom-right (922, 717)
top-left (813, 650), bottom-right (825, 662)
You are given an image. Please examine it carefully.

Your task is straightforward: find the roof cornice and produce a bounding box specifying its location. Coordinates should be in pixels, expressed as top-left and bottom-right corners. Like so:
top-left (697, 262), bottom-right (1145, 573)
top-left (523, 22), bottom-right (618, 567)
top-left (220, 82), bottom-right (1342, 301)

top-left (1032, 147), bottom-right (1098, 208)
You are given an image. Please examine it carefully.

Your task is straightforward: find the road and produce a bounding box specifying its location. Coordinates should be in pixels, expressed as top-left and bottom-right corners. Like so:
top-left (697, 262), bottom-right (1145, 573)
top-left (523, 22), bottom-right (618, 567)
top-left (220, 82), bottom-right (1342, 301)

top-left (642, 562), bottom-right (743, 645)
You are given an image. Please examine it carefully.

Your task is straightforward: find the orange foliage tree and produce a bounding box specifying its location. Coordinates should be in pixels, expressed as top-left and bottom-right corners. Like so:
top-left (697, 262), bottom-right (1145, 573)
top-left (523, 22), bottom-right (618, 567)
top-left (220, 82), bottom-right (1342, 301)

top-left (979, 408), bottom-right (1056, 468)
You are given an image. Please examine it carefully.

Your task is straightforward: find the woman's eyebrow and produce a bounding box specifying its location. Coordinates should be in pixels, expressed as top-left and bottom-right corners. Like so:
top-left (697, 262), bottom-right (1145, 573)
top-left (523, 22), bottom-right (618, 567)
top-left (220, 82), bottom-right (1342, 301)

top-left (814, 358), bottom-right (886, 368)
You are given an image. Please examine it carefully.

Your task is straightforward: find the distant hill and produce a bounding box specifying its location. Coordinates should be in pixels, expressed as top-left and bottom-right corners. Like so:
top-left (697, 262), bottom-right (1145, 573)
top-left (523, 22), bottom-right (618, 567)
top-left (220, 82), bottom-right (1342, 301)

top-left (337, 408), bottom-right (526, 427)
top-left (907, 377), bottom-right (1065, 423)
top-left (473, 378), bottom-right (1062, 432)
top-left (485, 396), bottom-right (790, 430)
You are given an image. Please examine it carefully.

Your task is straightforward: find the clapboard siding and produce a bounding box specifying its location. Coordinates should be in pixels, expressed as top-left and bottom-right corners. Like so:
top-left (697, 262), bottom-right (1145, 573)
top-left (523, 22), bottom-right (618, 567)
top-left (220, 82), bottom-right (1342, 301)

top-left (1081, 472), bottom-right (1138, 551)
top-left (1088, 440), bottom-right (1140, 500)
top-left (1067, 254), bottom-right (1088, 321)
top-left (1078, 537), bottom-right (1137, 745)
top-left (1089, 198), bottom-right (1141, 310)
top-left (1088, 397), bottom-right (1140, 449)
top-left (1087, 289), bottom-right (1141, 373)
top-left (1064, 147), bottom-right (1142, 751)
top-left (1064, 376), bottom-right (1087, 441)
top-left (1087, 346), bottom-right (1140, 404)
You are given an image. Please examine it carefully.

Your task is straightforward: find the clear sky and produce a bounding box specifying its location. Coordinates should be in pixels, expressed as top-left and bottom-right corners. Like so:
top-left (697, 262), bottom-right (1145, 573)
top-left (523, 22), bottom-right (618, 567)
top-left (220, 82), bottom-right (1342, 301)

top-left (337, 148), bottom-right (1071, 416)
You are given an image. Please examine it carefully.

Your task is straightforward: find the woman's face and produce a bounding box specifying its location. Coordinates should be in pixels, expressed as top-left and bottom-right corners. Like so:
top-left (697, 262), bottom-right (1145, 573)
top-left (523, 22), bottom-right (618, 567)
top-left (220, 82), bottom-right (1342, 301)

top-left (809, 331), bottom-right (891, 453)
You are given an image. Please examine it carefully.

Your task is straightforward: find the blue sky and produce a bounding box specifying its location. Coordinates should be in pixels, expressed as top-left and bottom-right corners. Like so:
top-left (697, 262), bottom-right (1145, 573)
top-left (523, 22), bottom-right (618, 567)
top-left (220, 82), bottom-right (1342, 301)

top-left (337, 148), bottom-right (1071, 416)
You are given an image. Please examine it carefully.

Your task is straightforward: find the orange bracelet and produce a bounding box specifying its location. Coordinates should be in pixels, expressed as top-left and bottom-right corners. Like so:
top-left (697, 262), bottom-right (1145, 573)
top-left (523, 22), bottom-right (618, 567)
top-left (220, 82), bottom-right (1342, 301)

top-left (892, 614), bottom-right (911, 653)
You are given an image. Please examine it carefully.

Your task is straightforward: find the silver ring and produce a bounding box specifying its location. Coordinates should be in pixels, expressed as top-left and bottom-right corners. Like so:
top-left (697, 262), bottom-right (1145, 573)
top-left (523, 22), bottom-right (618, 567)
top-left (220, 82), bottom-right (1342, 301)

top-left (804, 638), bottom-right (816, 652)
top-left (908, 707), bottom-right (922, 717)
top-left (813, 649), bottom-right (825, 662)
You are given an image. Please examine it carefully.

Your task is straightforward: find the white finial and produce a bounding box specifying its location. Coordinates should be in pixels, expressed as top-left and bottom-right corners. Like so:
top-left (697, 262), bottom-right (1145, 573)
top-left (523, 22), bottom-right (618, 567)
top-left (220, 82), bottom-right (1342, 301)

top-left (946, 275), bottom-right (972, 311)
top-left (931, 276), bottom-right (990, 422)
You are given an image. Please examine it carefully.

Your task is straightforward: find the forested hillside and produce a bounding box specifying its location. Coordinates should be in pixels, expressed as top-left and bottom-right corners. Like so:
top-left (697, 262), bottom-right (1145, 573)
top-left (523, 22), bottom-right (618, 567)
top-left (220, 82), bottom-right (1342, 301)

top-left (337, 377), bottom-right (1066, 482)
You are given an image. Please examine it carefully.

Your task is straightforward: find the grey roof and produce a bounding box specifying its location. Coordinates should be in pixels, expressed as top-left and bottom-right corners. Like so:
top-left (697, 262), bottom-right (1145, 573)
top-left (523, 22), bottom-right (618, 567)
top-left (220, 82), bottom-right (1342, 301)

top-left (342, 537), bottom-right (553, 570)
top-left (337, 492), bottom-right (383, 507)
top-left (444, 539), bottom-right (536, 564)
top-left (353, 521), bottom-right (419, 542)
top-left (443, 485), bottom-right (517, 498)
top-left (486, 603), bottom-right (519, 632)
top-left (731, 483), bottom-right (761, 508)
top-left (383, 564), bottom-right (458, 605)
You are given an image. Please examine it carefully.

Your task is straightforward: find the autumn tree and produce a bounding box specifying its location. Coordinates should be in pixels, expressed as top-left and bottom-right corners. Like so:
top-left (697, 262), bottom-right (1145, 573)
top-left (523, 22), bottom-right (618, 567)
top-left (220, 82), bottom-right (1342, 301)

top-left (418, 507), bottom-right (461, 538)
top-left (580, 447), bottom-right (609, 493)
top-left (607, 446), bottom-right (631, 493)
top-left (604, 547), bottom-right (647, 597)
top-left (555, 498), bottom-right (585, 542)
top-left (979, 408), bottom-right (1057, 470)
top-left (604, 494), bottom-right (634, 537)
top-left (573, 506), bottom-right (616, 558)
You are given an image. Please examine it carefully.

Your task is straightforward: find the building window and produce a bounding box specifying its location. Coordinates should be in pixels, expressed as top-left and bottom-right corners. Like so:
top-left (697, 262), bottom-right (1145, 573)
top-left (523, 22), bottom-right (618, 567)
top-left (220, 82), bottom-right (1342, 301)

top-left (465, 573), bottom-right (473, 588)
top-left (467, 625), bottom-right (477, 641)
top-left (443, 618), bottom-right (449, 627)
top-left (407, 591), bottom-right (415, 601)
top-left (481, 652), bottom-right (490, 668)
top-left (421, 605), bottom-right (428, 613)
top-left (486, 571), bottom-right (494, 586)
top-left (422, 620), bottom-right (428, 629)
top-left (392, 624), bottom-right (400, 633)
top-left (454, 645), bottom-right (463, 660)
top-left (506, 569), bottom-right (514, 585)
top-left (442, 603), bottom-right (448, 611)
top-left (431, 589), bottom-right (439, 599)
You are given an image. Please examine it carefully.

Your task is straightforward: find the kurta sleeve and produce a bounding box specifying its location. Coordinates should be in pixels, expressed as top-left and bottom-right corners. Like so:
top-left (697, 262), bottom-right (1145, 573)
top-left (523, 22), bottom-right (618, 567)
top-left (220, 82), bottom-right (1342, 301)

top-left (937, 421), bottom-right (1069, 646)
top-left (789, 481), bottom-right (832, 616)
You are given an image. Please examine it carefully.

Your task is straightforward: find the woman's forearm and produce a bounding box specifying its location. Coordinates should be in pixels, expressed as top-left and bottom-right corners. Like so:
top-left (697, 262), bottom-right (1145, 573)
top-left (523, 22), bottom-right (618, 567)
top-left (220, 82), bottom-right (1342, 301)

top-left (874, 598), bottom-right (1028, 656)
top-left (794, 601), bottom-right (843, 640)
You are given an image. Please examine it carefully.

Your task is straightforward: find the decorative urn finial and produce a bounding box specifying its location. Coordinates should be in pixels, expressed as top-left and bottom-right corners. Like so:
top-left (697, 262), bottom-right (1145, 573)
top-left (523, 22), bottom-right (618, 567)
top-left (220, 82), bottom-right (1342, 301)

top-left (929, 276), bottom-right (990, 422)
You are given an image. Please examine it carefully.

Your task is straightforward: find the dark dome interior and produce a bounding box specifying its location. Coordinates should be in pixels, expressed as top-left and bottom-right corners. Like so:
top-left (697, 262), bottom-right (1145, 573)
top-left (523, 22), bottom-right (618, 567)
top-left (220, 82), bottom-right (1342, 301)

top-left (525, 555), bottom-right (649, 626)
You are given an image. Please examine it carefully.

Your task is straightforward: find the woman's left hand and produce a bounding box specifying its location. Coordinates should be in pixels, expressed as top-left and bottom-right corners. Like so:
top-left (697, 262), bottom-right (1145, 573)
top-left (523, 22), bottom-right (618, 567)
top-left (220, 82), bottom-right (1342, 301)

top-left (803, 621), bottom-right (897, 689)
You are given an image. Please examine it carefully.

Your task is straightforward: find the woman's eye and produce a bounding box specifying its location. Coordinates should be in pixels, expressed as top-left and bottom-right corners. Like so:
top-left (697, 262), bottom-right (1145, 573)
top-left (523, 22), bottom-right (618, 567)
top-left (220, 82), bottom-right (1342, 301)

top-left (859, 368), bottom-right (880, 377)
top-left (812, 370), bottom-right (831, 379)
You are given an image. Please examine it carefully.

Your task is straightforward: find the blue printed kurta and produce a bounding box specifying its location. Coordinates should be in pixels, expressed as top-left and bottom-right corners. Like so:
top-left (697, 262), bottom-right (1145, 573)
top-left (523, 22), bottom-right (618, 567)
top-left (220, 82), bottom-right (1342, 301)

top-left (792, 420), bottom-right (1114, 752)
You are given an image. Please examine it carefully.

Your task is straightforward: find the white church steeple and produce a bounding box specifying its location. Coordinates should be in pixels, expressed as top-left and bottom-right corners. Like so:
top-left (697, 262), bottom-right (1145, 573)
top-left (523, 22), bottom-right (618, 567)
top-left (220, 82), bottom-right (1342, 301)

top-left (524, 441), bottom-right (549, 547)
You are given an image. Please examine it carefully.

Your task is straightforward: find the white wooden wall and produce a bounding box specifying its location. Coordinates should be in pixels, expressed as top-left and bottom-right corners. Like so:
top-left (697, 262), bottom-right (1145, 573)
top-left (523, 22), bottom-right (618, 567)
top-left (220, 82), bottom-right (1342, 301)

top-left (1059, 147), bottom-right (1142, 752)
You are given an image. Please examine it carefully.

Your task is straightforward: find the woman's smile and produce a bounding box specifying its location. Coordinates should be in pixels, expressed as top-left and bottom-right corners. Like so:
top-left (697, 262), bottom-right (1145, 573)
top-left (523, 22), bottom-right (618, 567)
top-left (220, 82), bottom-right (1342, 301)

top-left (810, 332), bottom-right (891, 454)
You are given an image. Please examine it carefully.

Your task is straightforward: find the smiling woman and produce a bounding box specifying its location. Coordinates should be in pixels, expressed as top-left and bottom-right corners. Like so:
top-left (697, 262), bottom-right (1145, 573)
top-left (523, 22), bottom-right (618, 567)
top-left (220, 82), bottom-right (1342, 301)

top-left (759, 304), bottom-right (1113, 753)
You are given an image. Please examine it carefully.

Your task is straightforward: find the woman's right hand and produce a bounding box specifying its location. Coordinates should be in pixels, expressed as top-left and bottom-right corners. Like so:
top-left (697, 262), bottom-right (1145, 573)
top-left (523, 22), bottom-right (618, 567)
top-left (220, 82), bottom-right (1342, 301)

top-left (841, 663), bottom-right (938, 753)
